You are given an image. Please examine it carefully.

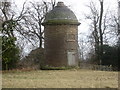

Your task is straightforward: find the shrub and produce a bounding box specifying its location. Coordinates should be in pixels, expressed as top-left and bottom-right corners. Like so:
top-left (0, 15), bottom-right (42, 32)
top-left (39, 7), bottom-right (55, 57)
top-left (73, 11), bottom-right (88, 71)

top-left (2, 36), bottom-right (20, 70)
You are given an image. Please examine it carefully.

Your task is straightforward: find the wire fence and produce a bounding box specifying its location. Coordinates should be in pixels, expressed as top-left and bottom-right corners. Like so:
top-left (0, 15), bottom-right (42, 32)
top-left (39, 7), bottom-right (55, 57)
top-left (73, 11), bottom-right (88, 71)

top-left (79, 63), bottom-right (114, 71)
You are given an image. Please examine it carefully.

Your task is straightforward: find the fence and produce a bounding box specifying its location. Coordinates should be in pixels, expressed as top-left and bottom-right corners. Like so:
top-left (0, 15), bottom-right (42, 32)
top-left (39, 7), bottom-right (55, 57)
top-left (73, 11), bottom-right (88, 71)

top-left (79, 63), bottom-right (113, 71)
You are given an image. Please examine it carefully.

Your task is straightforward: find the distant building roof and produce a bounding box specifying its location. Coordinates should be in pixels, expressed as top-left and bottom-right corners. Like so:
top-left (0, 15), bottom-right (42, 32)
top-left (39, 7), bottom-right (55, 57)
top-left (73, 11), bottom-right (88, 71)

top-left (43, 2), bottom-right (80, 25)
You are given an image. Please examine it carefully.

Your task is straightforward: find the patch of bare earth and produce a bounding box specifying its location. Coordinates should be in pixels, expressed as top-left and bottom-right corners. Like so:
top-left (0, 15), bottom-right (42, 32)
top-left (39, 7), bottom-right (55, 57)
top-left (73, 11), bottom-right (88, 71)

top-left (2, 69), bottom-right (118, 88)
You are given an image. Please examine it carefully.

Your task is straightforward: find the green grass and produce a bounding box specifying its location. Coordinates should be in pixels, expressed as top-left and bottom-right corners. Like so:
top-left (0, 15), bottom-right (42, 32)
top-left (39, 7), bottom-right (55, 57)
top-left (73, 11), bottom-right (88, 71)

top-left (2, 69), bottom-right (118, 88)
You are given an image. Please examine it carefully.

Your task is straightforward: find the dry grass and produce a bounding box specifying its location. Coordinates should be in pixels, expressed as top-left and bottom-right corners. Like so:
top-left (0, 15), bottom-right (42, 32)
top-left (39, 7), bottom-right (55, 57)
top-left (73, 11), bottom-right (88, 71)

top-left (2, 69), bottom-right (118, 88)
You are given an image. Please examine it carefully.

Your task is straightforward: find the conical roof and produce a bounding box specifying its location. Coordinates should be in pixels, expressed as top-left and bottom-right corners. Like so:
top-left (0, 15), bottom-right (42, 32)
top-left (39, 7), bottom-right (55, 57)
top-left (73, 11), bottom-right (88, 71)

top-left (43, 2), bottom-right (80, 25)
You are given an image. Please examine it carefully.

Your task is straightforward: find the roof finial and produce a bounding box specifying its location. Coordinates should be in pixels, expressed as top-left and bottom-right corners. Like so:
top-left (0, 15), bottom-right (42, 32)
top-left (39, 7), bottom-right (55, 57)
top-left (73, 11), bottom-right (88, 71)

top-left (57, 2), bottom-right (64, 6)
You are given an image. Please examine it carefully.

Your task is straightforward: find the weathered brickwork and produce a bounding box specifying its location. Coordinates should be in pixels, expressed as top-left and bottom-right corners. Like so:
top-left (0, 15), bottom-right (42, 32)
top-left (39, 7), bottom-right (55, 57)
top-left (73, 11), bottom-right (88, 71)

top-left (42, 2), bottom-right (80, 68)
top-left (44, 25), bottom-right (78, 67)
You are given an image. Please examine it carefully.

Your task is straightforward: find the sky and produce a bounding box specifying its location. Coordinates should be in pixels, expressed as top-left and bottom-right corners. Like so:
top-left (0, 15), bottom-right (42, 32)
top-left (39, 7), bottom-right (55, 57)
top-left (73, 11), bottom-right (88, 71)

top-left (2, 0), bottom-right (118, 33)
top-left (14, 0), bottom-right (118, 34)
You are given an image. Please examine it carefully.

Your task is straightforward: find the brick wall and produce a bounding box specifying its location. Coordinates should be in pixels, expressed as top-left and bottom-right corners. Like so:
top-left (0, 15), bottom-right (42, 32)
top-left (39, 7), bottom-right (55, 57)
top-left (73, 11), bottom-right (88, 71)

top-left (44, 25), bottom-right (78, 67)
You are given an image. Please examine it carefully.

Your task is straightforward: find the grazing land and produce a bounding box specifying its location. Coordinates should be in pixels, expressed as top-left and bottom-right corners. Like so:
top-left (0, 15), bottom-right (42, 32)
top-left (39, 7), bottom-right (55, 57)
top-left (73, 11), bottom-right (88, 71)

top-left (2, 69), bottom-right (118, 88)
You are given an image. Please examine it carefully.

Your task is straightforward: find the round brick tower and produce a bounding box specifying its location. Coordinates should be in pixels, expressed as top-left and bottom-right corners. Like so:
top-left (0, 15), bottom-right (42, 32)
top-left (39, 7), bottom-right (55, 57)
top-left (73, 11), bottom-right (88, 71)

top-left (42, 2), bottom-right (80, 68)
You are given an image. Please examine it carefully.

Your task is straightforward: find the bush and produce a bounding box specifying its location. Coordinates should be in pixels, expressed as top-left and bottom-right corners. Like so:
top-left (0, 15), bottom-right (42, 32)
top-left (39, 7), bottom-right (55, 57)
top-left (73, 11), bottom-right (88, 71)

top-left (2, 36), bottom-right (20, 70)
top-left (102, 45), bottom-right (118, 68)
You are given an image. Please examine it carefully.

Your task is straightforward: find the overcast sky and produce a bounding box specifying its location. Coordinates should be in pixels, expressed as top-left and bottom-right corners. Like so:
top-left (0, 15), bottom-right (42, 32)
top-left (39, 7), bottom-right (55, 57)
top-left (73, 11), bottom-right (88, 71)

top-left (14, 0), bottom-right (118, 33)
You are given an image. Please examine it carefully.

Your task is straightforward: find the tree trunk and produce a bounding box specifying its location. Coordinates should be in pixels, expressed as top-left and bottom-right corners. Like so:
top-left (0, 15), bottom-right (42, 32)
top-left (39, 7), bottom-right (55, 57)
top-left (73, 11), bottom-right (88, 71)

top-left (51, 0), bottom-right (56, 9)
top-left (99, 0), bottom-right (104, 65)
top-left (39, 37), bottom-right (42, 48)
top-left (92, 16), bottom-right (100, 64)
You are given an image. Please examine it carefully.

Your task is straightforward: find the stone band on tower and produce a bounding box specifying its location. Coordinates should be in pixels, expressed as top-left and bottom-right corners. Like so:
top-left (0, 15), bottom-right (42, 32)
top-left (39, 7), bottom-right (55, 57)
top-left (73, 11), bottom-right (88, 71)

top-left (42, 2), bottom-right (80, 69)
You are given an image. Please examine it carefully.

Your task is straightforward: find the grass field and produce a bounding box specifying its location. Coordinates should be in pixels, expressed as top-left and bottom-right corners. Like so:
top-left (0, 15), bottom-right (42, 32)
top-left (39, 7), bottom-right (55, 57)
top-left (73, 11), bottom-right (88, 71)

top-left (2, 69), bottom-right (118, 88)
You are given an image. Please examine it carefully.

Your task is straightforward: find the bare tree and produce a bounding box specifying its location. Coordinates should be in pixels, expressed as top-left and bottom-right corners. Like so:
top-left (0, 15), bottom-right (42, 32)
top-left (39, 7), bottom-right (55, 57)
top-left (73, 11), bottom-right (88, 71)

top-left (0, 1), bottom-right (28, 37)
top-left (98, 0), bottom-right (104, 64)
top-left (84, 0), bottom-right (114, 64)
top-left (0, 1), bottom-right (29, 58)
top-left (16, 0), bottom-right (55, 49)
top-left (0, 0), bottom-right (57, 58)
top-left (116, 1), bottom-right (120, 46)
top-left (107, 1), bottom-right (119, 45)
top-left (51, 0), bottom-right (56, 9)
top-left (0, 2), bottom-right (14, 37)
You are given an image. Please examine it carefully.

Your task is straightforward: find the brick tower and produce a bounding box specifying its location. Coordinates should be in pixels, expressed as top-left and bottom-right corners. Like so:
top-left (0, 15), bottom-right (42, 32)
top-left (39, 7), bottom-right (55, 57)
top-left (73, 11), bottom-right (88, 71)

top-left (42, 2), bottom-right (80, 68)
